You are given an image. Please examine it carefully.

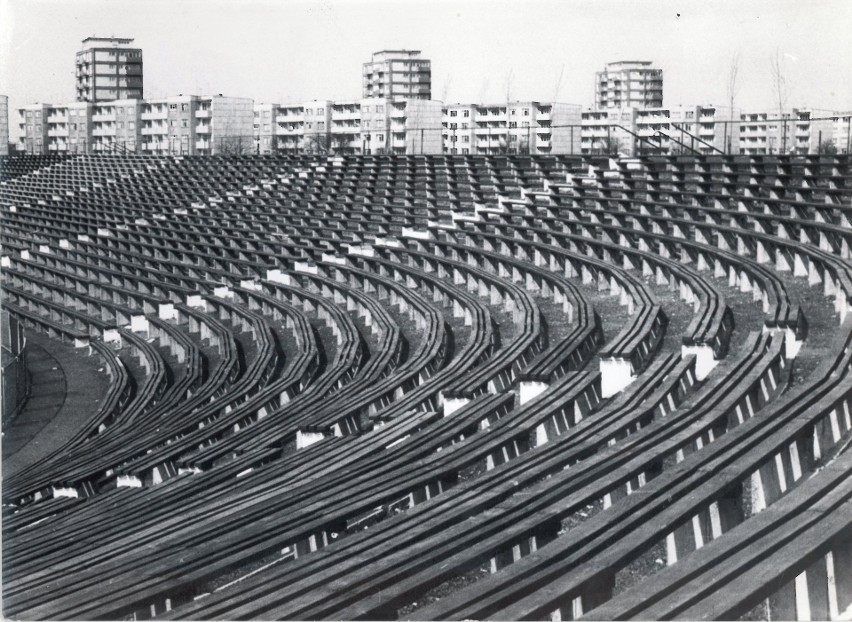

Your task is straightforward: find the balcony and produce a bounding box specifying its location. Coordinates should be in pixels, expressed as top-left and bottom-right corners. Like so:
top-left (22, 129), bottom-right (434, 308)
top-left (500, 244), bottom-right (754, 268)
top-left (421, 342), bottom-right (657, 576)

top-left (92, 127), bottom-right (114, 137)
top-left (47, 127), bottom-right (69, 137)
top-left (196, 109), bottom-right (211, 119)
top-left (196, 140), bottom-right (210, 150)
top-left (141, 109), bottom-right (167, 121)
top-left (332, 110), bottom-right (361, 121)
top-left (196, 124), bottom-right (211, 134)
top-left (141, 125), bottom-right (167, 136)
top-left (92, 113), bottom-right (114, 122)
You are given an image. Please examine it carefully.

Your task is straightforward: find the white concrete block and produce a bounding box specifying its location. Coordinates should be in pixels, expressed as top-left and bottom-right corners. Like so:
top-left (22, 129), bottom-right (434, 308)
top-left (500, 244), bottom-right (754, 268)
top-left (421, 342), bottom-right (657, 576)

top-left (520, 381), bottom-right (549, 405)
top-left (600, 358), bottom-right (635, 398)
top-left (681, 345), bottom-right (718, 381)
top-left (443, 396), bottom-right (470, 416)
top-left (296, 430), bottom-right (324, 449)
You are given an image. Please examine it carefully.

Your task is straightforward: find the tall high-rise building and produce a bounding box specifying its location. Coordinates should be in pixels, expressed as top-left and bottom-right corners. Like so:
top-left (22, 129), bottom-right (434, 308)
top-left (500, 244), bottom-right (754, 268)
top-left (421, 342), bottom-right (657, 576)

top-left (75, 37), bottom-right (143, 103)
top-left (595, 61), bottom-right (663, 110)
top-left (362, 50), bottom-right (431, 100)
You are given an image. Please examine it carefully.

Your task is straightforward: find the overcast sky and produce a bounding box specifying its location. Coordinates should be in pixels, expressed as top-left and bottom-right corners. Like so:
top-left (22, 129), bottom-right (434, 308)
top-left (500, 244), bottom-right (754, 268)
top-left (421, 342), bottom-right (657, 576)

top-left (2, 0), bottom-right (851, 137)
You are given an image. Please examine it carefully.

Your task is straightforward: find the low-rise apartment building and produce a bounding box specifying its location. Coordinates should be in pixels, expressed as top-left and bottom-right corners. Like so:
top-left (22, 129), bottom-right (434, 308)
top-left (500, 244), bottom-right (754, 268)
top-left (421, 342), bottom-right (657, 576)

top-left (443, 101), bottom-right (581, 155)
top-left (17, 104), bottom-right (50, 154)
top-left (253, 98), bottom-right (442, 155)
top-left (580, 108), bottom-right (638, 156)
top-left (18, 95), bottom-right (252, 155)
top-left (738, 109), bottom-right (840, 155)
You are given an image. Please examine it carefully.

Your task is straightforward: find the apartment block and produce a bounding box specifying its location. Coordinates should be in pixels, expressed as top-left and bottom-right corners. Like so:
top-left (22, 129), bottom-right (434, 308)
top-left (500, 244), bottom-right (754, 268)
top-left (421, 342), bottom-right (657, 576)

top-left (443, 102), bottom-right (582, 155)
top-left (0, 95), bottom-right (8, 155)
top-left (253, 101), bottom-right (333, 154)
top-left (737, 109), bottom-right (832, 155)
top-left (253, 103), bottom-right (277, 154)
top-left (330, 100), bottom-right (363, 154)
top-left (76, 37), bottom-right (143, 103)
top-left (580, 108), bottom-right (637, 156)
top-left (634, 105), bottom-right (740, 155)
top-left (362, 50), bottom-right (431, 100)
top-left (91, 99), bottom-right (142, 153)
top-left (253, 98), bottom-right (441, 155)
top-left (17, 104), bottom-right (50, 154)
top-left (831, 114), bottom-right (852, 154)
top-left (595, 61), bottom-right (663, 110)
top-left (141, 95), bottom-right (253, 155)
top-left (43, 102), bottom-right (93, 154)
top-left (362, 98), bottom-right (443, 155)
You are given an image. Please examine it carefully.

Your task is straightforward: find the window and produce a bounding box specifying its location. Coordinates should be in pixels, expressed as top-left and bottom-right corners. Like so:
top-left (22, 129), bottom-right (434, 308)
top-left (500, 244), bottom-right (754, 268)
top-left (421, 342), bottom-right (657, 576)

top-left (378, 134), bottom-right (384, 142)
top-left (364, 120), bottom-right (371, 128)
top-left (450, 123), bottom-right (457, 129)
top-left (509, 122), bottom-right (517, 128)
top-left (461, 123), bottom-right (468, 129)
top-left (317, 107), bottom-right (325, 115)
top-left (463, 110), bottom-right (470, 118)
top-left (450, 110), bottom-right (457, 117)
top-left (129, 121), bottom-right (135, 130)
top-left (376, 105), bottom-right (383, 113)
top-left (363, 106), bottom-right (371, 113)
top-left (306, 108), bottom-right (313, 115)
top-left (118, 122), bottom-right (124, 129)
top-left (462, 136), bottom-right (470, 143)
top-left (182, 119), bottom-right (188, 128)
top-left (71, 124), bottom-right (77, 130)
top-left (169, 104), bottom-right (178, 110)
top-left (462, 148), bottom-right (469, 154)
top-left (170, 120), bottom-right (176, 127)
top-left (523, 108), bottom-right (529, 116)
top-left (318, 122), bottom-right (325, 130)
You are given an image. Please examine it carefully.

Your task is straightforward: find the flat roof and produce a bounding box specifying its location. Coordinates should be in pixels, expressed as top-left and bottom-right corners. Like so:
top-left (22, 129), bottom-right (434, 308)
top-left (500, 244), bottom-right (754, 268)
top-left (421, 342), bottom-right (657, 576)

top-left (606, 60), bottom-right (655, 67)
top-left (81, 37), bottom-right (137, 50)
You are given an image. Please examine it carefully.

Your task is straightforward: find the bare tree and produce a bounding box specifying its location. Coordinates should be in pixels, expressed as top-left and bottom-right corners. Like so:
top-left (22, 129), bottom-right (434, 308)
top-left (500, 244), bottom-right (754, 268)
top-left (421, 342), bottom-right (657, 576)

top-left (817, 139), bottom-right (838, 155)
top-left (330, 133), bottom-right (351, 154)
top-left (727, 52), bottom-right (741, 116)
top-left (594, 136), bottom-right (621, 156)
top-left (724, 52), bottom-right (741, 153)
top-left (216, 135), bottom-right (252, 156)
top-left (770, 50), bottom-right (790, 153)
top-left (303, 133), bottom-right (331, 154)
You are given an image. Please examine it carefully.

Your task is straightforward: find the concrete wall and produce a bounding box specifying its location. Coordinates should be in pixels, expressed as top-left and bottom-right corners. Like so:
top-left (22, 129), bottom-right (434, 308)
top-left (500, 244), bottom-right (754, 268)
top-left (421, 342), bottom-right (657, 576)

top-left (210, 96), bottom-right (254, 155)
top-left (0, 95), bottom-right (9, 156)
top-left (403, 99), bottom-right (443, 154)
top-left (550, 102), bottom-right (582, 154)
